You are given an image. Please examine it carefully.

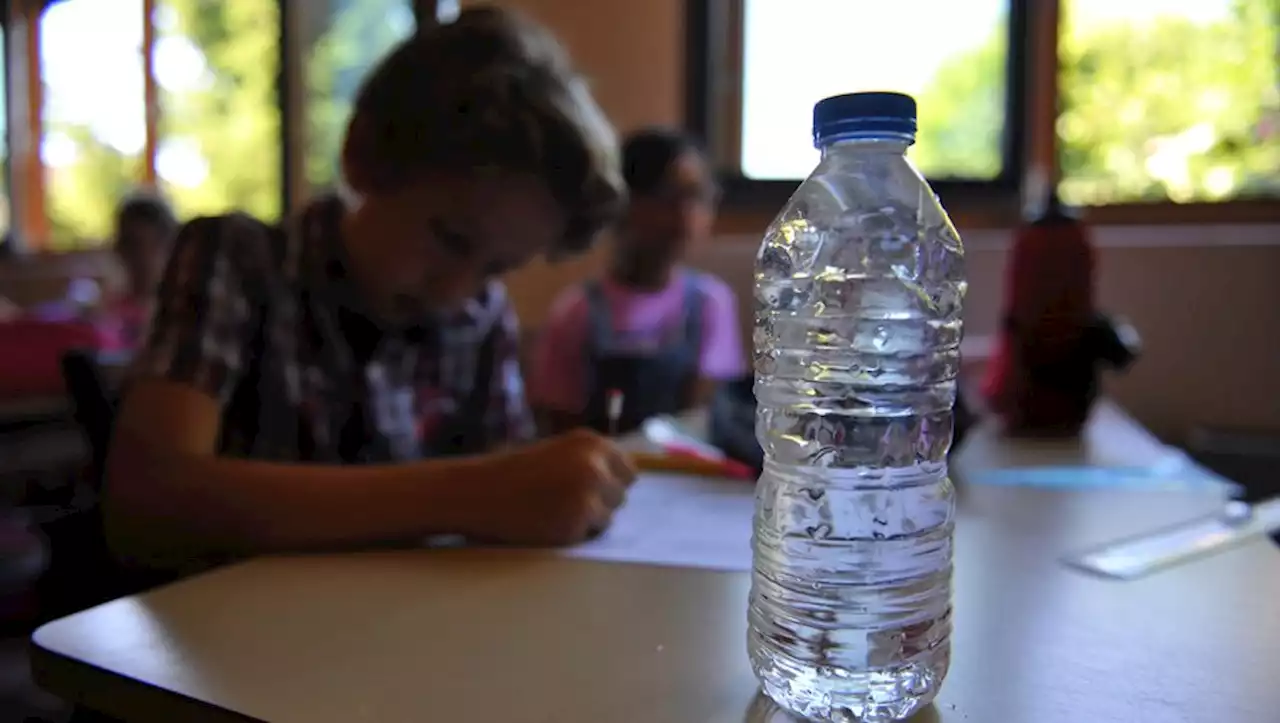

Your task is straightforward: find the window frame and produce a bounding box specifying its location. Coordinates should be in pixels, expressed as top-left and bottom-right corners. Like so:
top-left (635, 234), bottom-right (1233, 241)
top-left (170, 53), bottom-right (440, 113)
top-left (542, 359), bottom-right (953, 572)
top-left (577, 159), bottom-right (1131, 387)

top-left (686, 0), bottom-right (1031, 218)
top-left (0, 0), bottom-right (440, 254)
top-left (688, 0), bottom-right (1280, 226)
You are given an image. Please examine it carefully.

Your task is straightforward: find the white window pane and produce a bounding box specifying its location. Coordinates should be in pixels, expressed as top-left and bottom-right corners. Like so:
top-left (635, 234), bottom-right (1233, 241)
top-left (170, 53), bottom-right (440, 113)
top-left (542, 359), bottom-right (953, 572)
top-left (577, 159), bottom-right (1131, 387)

top-left (40, 0), bottom-right (147, 248)
top-left (740, 0), bottom-right (1010, 181)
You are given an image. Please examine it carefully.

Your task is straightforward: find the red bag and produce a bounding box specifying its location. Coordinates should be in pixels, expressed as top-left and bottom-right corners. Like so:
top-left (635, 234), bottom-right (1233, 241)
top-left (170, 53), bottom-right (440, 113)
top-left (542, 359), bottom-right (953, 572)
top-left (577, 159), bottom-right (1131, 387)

top-left (0, 318), bottom-right (115, 398)
top-left (983, 212), bottom-right (1096, 434)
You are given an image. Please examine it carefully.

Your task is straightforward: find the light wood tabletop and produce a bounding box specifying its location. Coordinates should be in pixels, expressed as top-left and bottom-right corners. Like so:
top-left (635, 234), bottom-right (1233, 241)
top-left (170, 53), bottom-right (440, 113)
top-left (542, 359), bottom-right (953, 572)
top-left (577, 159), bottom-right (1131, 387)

top-left (30, 406), bottom-right (1280, 723)
top-left (955, 399), bottom-right (1183, 470)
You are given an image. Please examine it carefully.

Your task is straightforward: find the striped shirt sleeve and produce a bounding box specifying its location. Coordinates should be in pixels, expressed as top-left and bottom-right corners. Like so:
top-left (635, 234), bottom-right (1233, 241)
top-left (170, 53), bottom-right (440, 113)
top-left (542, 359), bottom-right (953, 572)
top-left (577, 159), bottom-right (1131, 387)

top-left (129, 215), bottom-right (266, 405)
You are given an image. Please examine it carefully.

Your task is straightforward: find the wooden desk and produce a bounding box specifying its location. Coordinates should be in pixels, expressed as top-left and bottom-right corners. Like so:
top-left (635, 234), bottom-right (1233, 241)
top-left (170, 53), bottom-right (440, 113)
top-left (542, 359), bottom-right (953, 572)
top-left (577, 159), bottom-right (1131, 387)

top-left (30, 408), bottom-right (1280, 723)
top-left (30, 489), bottom-right (1280, 723)
top-left (956, 399), bottom-right (1183, 470)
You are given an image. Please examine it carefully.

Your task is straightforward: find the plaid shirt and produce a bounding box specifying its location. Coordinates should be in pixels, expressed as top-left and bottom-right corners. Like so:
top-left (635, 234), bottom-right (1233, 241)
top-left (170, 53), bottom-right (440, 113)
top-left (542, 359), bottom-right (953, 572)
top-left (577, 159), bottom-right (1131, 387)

top-left (131, 195), bottom-right (535, 463)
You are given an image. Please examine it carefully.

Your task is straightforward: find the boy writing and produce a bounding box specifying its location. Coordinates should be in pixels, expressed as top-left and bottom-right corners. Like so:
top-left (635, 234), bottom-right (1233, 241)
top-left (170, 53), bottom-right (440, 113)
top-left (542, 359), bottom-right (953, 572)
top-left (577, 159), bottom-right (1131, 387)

top-left (105, 7), bottom-right (634, 571)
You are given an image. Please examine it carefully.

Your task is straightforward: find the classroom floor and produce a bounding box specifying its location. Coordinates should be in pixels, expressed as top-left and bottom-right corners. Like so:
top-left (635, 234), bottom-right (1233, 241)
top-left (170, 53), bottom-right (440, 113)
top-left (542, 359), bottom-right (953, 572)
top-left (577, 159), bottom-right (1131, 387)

top-left (0, 635), bottom-right (70, 722)
top-left (2, 474), bottom-right (78, 723)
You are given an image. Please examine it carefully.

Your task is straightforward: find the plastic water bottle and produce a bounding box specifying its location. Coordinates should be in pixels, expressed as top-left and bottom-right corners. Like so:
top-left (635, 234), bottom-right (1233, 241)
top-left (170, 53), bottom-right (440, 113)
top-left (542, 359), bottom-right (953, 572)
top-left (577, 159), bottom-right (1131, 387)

top-left (748, 92), bottom-right (964, 722)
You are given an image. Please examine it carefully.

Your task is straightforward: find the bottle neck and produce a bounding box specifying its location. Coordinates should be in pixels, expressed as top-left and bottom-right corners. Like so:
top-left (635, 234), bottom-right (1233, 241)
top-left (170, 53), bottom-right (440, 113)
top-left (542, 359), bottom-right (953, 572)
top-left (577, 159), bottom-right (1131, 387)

top-left (819, 136), bottom-right (913, 159)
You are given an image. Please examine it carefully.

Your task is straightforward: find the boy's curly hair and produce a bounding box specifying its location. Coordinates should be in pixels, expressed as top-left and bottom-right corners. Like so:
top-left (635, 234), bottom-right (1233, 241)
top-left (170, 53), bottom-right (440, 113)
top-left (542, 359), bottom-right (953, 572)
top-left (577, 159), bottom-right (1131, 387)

top-left (344, 5), bottom-right (625, 257)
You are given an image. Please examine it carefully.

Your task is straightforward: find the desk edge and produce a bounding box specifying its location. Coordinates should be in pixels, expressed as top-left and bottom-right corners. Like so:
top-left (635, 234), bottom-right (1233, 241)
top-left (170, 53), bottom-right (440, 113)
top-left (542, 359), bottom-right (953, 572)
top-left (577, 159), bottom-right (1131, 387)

top-left (29, 640), bottom-right (261, 723)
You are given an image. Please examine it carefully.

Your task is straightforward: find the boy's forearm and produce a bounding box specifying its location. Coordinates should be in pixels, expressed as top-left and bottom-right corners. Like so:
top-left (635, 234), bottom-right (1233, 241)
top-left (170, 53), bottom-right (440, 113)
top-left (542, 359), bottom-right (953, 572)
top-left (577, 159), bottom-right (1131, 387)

top-left (104, 432), bottom-right (489, 569)
top-left (689, 377), bottom-right (721, 409)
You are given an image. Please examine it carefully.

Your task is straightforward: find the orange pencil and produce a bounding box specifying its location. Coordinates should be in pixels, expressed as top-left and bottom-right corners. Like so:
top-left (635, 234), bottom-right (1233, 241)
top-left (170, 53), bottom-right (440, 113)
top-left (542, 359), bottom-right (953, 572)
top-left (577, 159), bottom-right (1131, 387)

top-left (631, 450), bottom-right (755, 480)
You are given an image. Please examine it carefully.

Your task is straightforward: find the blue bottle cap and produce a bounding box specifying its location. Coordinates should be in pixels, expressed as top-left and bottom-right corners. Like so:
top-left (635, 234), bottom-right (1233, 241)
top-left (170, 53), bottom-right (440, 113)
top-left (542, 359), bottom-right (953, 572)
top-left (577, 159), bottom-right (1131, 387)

top-left (812, 92), bottom-right (917, 148)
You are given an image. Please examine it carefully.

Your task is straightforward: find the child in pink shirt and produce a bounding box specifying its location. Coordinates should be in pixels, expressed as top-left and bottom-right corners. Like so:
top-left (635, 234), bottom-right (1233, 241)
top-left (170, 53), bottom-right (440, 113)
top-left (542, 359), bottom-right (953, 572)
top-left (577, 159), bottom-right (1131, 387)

top-left (100, 192), bottom-right (179, 349)
top-left (532, 129), bottom-right (745, 434)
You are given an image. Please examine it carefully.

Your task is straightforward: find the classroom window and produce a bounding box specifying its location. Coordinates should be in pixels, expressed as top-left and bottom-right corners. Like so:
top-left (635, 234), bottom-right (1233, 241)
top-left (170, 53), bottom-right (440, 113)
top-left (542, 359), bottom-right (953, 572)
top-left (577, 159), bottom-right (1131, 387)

top-left (303, 0), bottom-right (415, 195)
top-left (0, 28), bottom-right (9, 247)
top-left (2, 0), bottom-right (444, 252)
top-left (694, 0), bottom-right (1280, 216)
top-left (153, 0), bottom-right (283, 222)
top-left (738, 0), bottom-right (1017, 183)
top-left (39, 0), bottom-right (148, 249)
top-left (1057, 0), bottom-right (1280, 206)
top-left (17, 0), bottom-right (285, 250)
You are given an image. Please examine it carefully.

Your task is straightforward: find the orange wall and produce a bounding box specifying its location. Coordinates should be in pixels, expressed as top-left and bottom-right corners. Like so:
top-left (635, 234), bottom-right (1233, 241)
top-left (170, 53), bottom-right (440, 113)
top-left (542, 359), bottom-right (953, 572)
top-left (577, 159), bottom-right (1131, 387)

top-left (487, 0), bottom-right (1280, 442)
top-left (465, 0), bottom-right (685, 131)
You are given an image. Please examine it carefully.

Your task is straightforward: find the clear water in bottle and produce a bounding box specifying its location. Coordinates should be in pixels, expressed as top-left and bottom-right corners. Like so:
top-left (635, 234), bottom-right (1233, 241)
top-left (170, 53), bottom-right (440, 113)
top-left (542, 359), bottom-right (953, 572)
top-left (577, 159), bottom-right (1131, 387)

top-left (748, 92), bottom-right (964, 722)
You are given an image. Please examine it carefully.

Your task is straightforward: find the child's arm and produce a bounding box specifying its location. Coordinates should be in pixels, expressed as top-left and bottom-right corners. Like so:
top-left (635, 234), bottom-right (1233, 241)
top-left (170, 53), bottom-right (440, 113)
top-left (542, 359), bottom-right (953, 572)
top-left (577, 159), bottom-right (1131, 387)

top-left (687, 277), bottom-right (748, 408)
top-left (105, 383), bottom-right (634, 570)
top-left (689, 378), bottom-right (724, 409)
top-left (0, 295), bottom-right (18, 321)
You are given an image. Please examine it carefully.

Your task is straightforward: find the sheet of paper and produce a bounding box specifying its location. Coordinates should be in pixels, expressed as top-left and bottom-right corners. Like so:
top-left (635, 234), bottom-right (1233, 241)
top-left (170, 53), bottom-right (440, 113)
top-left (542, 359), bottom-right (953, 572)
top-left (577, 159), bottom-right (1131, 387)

top-left (561, 457), bottom-right (1237, 575)
top-left (562, 473), bottom-right (756, 572)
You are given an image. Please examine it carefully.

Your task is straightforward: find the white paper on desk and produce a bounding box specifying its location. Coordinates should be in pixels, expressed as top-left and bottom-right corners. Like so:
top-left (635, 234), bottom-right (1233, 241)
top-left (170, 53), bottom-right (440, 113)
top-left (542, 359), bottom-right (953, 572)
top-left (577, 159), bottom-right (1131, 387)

top-left (562, 474), bottom-right (756, 572)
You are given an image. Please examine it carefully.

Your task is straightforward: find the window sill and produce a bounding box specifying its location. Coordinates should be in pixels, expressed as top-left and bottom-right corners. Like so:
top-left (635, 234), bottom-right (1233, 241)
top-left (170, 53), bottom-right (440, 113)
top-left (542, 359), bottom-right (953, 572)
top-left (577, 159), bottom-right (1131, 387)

top-left (1077, 201), bottom-right (1280, 226)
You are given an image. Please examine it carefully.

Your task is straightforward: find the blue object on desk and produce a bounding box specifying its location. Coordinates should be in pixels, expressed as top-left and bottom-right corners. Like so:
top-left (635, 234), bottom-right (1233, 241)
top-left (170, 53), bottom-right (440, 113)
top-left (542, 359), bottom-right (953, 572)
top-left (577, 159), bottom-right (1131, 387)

top-left (969, 463), bottom-right (1226, 490)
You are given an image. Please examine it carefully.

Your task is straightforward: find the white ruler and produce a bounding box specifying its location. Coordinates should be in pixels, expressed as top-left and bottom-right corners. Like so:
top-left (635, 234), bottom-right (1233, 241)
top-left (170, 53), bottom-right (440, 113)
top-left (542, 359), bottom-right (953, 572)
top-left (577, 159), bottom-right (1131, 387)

top-left (1064, 497), bottom-right (1280, 580)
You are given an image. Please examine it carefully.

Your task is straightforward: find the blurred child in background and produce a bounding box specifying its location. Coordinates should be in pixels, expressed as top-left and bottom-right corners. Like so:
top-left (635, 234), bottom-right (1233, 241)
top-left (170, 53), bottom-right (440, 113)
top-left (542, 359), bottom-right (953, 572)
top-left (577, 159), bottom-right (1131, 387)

top-left (531, 128), bottom-right (745, 434)
top-left (103, 192), bottom-right (178, 348)
top-left (14, 193), bottom-right (176, 350)
top-left (0, 195), bottom-right (176, 397)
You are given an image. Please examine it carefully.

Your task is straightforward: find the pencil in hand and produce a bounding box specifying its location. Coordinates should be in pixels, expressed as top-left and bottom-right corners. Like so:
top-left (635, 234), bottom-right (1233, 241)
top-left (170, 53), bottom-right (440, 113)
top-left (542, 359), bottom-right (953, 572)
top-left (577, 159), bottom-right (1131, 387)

top-left (606, 389), bottom-right (623, 436)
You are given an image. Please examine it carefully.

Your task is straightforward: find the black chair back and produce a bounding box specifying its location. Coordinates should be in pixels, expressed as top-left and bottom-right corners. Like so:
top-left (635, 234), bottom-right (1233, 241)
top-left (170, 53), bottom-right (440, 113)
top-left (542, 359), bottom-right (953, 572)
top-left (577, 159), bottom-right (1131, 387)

top-left (36, 350), bottom-right (126, 619)
top-left (59, 349), bottom-right (117, 487)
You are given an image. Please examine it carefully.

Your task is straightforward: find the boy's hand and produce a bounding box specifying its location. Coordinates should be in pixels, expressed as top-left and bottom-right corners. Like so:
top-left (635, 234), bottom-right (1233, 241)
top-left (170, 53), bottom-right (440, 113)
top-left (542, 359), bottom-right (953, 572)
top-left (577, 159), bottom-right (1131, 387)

top-left (465, 429), bottom-right (636, 546)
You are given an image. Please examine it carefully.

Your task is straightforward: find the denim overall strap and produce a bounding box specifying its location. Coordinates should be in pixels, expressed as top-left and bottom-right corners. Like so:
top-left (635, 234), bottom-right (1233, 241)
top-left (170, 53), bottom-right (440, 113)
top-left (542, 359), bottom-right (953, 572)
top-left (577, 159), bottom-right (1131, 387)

top-left (584, 280), bottom-right (614, 352)
top-left (678, 271), bottom-right (705, 363)
top-left (581, 273), bottom-right (706, 434)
